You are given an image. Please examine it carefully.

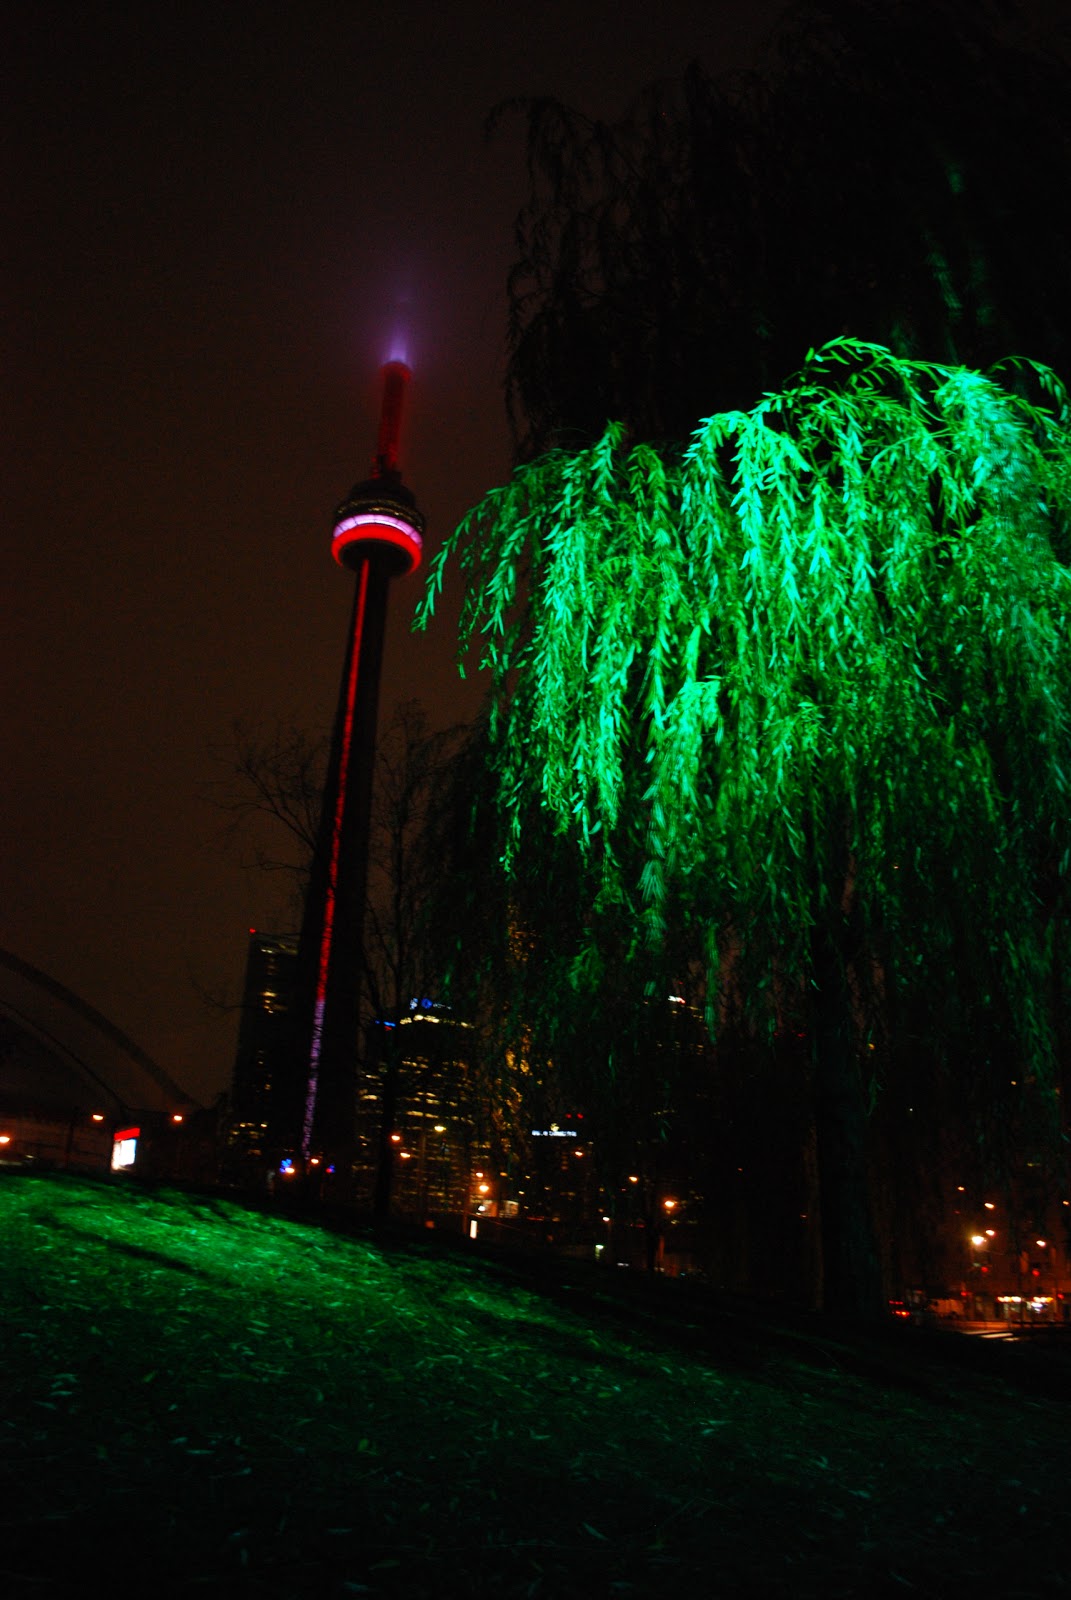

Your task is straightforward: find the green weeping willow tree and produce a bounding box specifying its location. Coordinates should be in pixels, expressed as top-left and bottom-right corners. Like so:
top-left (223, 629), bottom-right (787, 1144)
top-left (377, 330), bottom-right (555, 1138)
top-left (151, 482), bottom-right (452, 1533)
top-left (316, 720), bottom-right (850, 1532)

top-left (418, 341), bottom-right (1071, 1315)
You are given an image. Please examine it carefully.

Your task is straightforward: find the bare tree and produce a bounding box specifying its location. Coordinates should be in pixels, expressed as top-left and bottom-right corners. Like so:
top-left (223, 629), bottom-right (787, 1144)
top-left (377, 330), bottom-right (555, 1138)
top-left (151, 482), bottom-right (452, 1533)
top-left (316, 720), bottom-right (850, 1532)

top-left (364, 701), bottom-right (467, 1018)
top-left (213, 701), bottom-right (472, 1209)
top-left (209, 720), bottom-right (328, 920)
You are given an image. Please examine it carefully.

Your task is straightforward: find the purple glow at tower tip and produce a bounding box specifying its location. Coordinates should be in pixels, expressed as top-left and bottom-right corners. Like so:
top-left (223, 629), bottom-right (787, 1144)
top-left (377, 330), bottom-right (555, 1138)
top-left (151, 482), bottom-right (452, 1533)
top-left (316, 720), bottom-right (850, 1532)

top-left (386, 328), bottom-right (410, 367)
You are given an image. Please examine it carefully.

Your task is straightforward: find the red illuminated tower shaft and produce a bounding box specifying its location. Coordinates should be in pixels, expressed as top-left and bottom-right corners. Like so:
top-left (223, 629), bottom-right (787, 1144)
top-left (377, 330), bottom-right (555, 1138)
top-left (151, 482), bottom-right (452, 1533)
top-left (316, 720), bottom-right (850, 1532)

top-left (292, 361), bottom-right (424, 1167)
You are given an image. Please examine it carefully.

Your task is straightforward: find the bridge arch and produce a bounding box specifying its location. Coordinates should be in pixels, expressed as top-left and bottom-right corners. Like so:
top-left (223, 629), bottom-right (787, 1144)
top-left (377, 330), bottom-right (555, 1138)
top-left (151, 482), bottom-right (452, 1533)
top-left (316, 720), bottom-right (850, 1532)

top-left (0, 948), bottom-right (200, 1171)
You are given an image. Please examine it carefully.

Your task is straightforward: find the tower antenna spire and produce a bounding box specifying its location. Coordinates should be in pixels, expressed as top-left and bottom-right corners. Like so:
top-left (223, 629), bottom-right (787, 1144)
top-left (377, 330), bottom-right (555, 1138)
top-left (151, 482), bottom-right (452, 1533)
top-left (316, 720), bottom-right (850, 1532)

top-left (373, 359), bottom-right (410, 479)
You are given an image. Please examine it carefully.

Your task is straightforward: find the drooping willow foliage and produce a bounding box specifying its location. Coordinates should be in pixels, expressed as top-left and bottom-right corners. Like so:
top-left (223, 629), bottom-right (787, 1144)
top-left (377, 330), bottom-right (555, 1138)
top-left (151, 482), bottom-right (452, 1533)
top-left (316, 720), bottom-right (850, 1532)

top-left (418, 341), bottom-right (1071, 1102)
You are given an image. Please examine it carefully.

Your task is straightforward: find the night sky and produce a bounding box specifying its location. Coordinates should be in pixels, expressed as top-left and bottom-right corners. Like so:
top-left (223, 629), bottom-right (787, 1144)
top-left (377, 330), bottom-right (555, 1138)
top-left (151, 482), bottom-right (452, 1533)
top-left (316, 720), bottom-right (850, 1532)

top-left (6, 1), bottom-right (785, 1106)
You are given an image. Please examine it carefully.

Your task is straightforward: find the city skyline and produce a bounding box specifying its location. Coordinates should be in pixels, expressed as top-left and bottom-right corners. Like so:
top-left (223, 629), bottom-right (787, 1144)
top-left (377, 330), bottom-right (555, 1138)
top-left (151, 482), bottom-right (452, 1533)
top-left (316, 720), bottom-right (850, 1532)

top-left (5, 2), bottom-right (779, 1106)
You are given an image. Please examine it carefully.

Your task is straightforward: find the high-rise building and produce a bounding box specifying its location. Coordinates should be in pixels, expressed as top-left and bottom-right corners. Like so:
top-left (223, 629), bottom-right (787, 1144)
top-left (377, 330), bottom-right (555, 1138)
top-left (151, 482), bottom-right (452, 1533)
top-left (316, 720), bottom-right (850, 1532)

top-left (354, 1000), bottom-right (483, 1218)
top-left (287, 362), bottom-right (425, 1174)
top-left (228, 930), bottom-right (298, 1170)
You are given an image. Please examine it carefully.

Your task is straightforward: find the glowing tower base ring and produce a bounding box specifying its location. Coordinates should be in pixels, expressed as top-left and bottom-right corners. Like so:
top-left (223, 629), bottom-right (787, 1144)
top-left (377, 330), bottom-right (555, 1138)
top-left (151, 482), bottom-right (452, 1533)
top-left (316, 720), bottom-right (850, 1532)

top-left (332, 507), bottom-right (423, 575)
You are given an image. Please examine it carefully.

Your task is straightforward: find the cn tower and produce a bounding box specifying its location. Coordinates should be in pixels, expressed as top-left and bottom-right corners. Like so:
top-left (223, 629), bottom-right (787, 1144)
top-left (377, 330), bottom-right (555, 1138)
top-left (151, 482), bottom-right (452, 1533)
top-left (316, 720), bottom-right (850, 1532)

top-left (288, 360), bottom-right (424, 1173)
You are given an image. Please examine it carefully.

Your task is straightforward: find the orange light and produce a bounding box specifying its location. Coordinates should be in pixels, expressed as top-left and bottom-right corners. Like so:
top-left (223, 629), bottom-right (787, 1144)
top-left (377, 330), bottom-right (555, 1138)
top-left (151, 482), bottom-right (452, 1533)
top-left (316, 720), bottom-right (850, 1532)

top-left (0, 1135), bottom-right (10, 1146)
top-left (171, 1113), bottom-right (184, 1124)
top-left (91, 1113), bottom-right (105, 1123)
top-left (390, 1133), bottom-right (402, 1143)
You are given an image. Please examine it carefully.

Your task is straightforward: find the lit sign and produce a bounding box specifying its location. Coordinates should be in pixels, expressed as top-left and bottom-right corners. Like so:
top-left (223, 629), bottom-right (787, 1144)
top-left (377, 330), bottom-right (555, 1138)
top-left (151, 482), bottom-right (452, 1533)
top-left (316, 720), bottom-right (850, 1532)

top-left (531, 1129), bottom-right (577, 1138)
top-left (111, 1127), bottom-right (140, 1171)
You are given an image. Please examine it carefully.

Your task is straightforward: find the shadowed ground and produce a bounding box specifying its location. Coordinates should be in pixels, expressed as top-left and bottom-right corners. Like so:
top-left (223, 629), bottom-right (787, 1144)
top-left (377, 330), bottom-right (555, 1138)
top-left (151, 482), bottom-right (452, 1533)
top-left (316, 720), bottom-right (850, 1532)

top-left (4, 1171), bottom-right (1069, 1598)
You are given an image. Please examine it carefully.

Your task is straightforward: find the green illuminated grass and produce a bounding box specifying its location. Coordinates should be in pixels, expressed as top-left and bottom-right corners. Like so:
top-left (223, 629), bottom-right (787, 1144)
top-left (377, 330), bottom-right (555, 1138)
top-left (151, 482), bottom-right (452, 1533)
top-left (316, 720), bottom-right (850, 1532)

top-left (4, 1172), bottom-right (1069, 1597)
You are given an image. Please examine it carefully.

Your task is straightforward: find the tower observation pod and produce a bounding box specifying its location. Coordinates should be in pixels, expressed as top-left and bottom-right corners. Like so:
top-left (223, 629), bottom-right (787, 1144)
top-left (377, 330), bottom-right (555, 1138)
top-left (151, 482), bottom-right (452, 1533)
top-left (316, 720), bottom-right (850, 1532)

top-left (284, 361), bottom-right (425, 1176)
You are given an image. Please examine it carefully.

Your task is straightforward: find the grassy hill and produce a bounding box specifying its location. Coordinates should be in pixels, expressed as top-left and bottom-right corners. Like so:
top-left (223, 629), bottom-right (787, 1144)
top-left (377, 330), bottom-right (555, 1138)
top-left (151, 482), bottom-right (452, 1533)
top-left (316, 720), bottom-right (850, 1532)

top-left (4, 1171), bottom-right (1070, 1597)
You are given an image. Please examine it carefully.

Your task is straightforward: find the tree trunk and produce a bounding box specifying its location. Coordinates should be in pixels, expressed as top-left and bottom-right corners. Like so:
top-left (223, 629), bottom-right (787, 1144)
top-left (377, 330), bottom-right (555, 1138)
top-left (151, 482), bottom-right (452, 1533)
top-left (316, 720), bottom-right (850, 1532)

top-left (811, 915), bottom-right (885, 1320)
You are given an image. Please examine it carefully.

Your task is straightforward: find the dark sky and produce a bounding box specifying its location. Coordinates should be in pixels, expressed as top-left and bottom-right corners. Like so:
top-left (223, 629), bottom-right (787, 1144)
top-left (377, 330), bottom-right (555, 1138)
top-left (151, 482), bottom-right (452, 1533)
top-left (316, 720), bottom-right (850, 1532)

top-left (5, 0), bottom-right (784, 1106)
